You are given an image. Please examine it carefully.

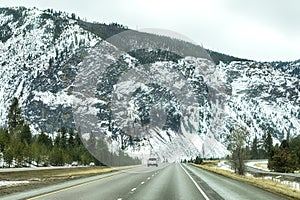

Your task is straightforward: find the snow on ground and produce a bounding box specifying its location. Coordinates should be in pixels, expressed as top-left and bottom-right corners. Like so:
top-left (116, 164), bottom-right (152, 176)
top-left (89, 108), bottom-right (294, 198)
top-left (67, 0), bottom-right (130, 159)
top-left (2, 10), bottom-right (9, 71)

top-left (217, 160), bottom-right (234, 172)
top-left (245, 160), bottom-right (270, 171)
top-left (264, 176), bottom-right (300, 190)
top-left (217, 160), bottom-right (300, 190)
top-left (0, 181), bottom-right (29, 187)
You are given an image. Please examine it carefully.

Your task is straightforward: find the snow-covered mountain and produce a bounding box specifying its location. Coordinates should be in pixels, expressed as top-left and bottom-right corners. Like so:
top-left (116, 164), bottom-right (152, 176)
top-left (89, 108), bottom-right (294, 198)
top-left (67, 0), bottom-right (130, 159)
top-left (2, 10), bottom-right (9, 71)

top-left (0, 7), bottom-right (299, 161)
top-left (220, 61), bottom-right (300, 142)
top-left (0, 7), bottom-right (99, 133)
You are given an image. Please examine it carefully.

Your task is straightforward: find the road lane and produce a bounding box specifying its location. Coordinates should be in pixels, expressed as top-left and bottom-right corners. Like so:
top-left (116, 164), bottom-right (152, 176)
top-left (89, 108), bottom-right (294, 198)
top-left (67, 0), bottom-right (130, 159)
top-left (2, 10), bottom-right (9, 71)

top-left (129, 164), bottom-right (211, 200)
top-left (184, 164), bottom-right (287, 200)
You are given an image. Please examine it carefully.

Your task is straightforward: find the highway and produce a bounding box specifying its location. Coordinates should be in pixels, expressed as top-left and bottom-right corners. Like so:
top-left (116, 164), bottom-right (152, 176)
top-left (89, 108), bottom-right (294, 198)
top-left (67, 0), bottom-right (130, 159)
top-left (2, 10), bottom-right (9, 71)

top-left (3, 164), bottom-right (287, 200)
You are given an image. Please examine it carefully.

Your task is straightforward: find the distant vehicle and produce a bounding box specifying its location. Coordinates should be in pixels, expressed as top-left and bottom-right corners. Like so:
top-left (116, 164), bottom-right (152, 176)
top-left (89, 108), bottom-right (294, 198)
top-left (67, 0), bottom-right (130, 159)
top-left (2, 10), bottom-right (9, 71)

top-left (147, 158), bottom-right (158, 167)
top-left (89, 162), bottom-right (95, 166)
top-left (71, 161), bottom-right (78, 166)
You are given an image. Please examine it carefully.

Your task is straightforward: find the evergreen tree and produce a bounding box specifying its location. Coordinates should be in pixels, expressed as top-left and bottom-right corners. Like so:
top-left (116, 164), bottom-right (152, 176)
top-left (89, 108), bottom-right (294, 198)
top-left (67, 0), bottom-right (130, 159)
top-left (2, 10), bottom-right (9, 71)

top-left (263, 131), bottom-right (273, 158)
top-left (68, 128), bottom-right (75, 147)
top-left (268, 137), bottom-right (300, 172)
top-left (49, 146), bottom-right (64, 166)
top-left (3, 142), bottom-right (14, 167)
top-left (31, 132), bottom-right (52, 166)
top-left (290, 135), bottom-right (300, 164)
top-left (7, 97), bottom-right (24, 132)
top-left (59, 127), bottom-right (67, 149)
top-left (251, 135), bottom-right (259, 159)
top-left (23, 141), bottom-right (33, 166)
top-left (37, 132), bottom-right (52, 150)
top-left (31, 140), bottom-right (44, 166)
top-left (54, 133), bottom-right (61, 146)
top-left (0, 128), bottom-right (9, 153)
top-left (5, 98), bottom-right (33, 166)
top-left (74, 127), bottom-right (82, 147)
top-left (71, 13), bottom-right (76, 20)
top-left (10, 136), bottom-right (24, 167)
top-left (49, 57), bottom-right (54, 67)
top-left (194, 156), bottom-right (203, 164)
top-left (20, 124), bottom-right (32, 145)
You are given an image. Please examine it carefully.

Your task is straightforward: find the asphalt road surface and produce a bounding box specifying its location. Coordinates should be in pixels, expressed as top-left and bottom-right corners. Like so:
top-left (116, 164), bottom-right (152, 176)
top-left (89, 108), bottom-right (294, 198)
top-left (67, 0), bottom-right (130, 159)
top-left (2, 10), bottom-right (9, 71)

top-left (3, 163), bottom-right (287, 200)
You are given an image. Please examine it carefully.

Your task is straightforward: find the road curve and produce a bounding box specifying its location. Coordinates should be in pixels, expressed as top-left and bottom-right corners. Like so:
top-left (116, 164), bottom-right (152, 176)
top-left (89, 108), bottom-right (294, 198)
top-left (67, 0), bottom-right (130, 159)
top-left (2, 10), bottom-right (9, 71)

top-left (2, 163), bottom-right (288, 200)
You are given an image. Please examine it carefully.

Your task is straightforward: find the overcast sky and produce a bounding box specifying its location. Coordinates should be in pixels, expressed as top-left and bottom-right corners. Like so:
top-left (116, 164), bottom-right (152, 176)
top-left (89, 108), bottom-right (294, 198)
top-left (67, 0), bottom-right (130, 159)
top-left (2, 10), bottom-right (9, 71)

top-left (1, 0), bottom-right (299, 62)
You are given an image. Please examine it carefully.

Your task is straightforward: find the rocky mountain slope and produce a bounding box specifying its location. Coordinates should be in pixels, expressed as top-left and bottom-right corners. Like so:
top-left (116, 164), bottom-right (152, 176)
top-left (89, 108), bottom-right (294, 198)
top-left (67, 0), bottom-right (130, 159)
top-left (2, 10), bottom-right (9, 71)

top-left (0, 7), bottom-right (299, 161)
top-left (0, 7), bottom-right (99, 133)
top-left (271, 59), bottom-right (300, 79)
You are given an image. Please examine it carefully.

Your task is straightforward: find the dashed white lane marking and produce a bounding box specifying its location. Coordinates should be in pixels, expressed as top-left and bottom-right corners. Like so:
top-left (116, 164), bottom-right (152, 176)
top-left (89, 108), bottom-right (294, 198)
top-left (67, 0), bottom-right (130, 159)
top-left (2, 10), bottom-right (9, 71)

top-left (141, 181), bottom-right (145, 185)
top-left (147, 177), bottom-right (151, 180)
top-left (131, 188), bottom-right (137, 192)
top-left (117, 198), bottom-right (122, 200)
top-left (152, 174), bottom-right (155, 177)
top-left (179, 164), bottom-right (210, 200)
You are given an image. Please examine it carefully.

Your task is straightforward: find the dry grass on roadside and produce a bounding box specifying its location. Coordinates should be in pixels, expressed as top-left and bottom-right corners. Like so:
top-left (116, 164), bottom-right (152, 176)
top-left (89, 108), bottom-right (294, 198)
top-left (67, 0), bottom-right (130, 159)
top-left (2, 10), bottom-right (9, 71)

top-left (199, 160), bottom-right (219, 167)
top-left (0, 166), bottom-right (109, 180)
top-left (54, 165), bottom-right (137, 177)
top-left (192, 163), bottom-right (300, 200)
top-left (53, 166), bottom-right (115, 177)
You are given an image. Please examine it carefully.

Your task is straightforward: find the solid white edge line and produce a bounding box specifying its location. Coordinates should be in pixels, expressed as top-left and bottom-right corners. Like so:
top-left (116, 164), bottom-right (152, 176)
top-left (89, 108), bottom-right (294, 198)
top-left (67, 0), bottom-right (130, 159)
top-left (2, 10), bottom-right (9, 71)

top-left (179, 163), bottom-right (210, 200)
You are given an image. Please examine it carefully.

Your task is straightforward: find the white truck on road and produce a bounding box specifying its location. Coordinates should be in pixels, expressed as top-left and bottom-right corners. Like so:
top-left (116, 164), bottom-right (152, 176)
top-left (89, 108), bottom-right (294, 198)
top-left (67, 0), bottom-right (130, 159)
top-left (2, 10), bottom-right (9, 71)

top-left (147, 158), bottom-right (158, 167)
